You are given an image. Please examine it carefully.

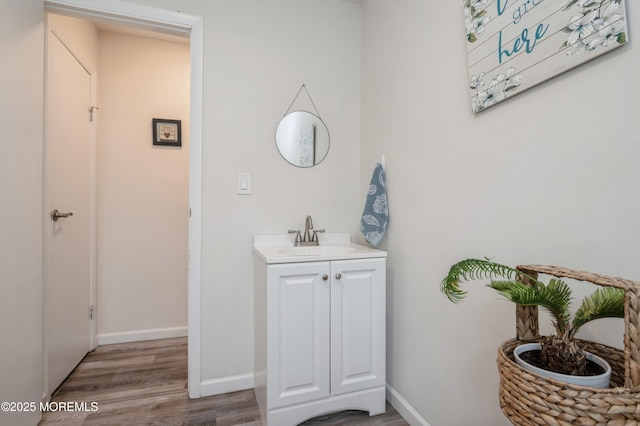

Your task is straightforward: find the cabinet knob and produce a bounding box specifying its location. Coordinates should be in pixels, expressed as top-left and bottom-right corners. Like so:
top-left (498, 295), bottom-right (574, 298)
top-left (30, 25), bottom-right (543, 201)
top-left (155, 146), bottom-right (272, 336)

top-left (322, 274), bottom-right (328, 281)
top-left (335, 273), bottom-right (342, 280)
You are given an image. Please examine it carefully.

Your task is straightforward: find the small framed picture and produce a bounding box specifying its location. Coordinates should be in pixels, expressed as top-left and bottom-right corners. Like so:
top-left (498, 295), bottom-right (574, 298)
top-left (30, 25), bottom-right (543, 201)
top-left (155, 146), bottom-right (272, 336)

top-left (152, 118), bottom-right (182, 147)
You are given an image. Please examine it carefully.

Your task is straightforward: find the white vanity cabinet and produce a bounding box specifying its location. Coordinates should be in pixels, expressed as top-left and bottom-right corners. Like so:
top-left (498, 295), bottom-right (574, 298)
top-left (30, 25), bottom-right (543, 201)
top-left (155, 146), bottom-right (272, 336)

top-left (253, 235), bottom-right (386, 426)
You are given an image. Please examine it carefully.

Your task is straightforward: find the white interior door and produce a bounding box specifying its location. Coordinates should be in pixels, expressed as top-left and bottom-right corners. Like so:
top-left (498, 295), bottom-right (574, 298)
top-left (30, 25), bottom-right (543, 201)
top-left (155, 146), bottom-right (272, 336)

top-left (44, 28), bottom-right (93, 395)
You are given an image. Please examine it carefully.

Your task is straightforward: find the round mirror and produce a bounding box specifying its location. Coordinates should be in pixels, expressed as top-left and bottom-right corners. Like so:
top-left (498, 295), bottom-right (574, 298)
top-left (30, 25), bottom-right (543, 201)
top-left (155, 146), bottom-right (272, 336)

top-left (275, 111), bottom-right (330, 167)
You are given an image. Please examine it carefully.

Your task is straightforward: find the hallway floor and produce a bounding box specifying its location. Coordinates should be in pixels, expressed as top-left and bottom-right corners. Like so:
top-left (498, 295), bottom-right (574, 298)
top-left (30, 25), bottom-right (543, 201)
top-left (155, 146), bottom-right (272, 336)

top-left (39, 337), bottom-right (408, 425)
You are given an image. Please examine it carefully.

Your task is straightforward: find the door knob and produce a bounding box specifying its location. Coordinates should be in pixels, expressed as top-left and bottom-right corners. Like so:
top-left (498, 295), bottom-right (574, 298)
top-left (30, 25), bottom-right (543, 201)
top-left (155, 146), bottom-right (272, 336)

top-left (335, 273), bottom-right (342, 280)
top-left (51, 209), bottom-right (74, 222)
top-left (322, 274), bottom-right (328, 281)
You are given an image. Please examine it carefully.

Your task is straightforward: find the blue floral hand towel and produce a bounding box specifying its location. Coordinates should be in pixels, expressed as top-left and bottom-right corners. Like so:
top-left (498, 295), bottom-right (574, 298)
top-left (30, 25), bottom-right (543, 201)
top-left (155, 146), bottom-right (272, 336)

top-left (360, 163), bottom-right (388, 246)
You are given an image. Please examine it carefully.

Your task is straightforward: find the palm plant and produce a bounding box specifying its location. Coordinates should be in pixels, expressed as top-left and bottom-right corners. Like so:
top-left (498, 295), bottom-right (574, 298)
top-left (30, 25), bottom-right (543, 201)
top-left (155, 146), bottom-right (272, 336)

top-left (441, 258), bottom-right (625, 376)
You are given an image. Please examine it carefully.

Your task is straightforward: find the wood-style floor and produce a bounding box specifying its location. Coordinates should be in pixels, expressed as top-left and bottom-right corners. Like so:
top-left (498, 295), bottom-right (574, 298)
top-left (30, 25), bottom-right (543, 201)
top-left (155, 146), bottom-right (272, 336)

top-left (39, 337), bottom-right (409, 425)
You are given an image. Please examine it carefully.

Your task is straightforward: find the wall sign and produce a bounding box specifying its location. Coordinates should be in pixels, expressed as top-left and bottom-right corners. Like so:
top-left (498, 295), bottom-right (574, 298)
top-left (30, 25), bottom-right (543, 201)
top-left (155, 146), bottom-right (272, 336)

top-left (464, 0), bottom-right (628, 113)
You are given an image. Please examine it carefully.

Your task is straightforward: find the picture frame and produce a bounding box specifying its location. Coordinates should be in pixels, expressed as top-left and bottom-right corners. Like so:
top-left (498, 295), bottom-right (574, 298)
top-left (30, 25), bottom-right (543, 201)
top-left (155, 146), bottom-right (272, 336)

top-left (152, 118), bottom-right (182, 147)
top-left (463, 0), bottom-right (629, 113)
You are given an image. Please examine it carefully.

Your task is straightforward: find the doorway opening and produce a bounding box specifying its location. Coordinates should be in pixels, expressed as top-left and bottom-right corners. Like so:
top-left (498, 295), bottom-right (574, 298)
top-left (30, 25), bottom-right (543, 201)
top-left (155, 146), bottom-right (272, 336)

top-left (43, 0), bottom-right (203, 399)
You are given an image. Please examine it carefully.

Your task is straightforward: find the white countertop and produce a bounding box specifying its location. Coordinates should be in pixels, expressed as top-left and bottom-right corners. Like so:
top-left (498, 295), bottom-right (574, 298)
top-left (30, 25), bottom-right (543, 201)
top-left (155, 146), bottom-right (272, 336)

top-left (253, 233), bottom-right (387, 264)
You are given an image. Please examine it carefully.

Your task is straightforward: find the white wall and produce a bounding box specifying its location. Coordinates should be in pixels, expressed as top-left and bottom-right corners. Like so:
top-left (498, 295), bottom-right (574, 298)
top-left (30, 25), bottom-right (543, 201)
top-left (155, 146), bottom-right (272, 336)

top-left (120, 0), bottom-right (363, 385)
top-left (0, 1), bottom-right (44, 425)
top-left (361, 1), bottom-right (640, 425)
top-left (96, 31), bottom-right (189, 342)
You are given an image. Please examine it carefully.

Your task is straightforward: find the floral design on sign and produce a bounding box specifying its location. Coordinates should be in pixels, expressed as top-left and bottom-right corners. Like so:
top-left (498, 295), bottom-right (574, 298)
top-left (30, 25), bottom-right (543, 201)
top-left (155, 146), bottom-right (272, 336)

top-left (560, 0), bottom-right (627, 56)
top-left (465, 0), bottom-right (491, 42)
top-left (470, 67), bottom-right (523, 113)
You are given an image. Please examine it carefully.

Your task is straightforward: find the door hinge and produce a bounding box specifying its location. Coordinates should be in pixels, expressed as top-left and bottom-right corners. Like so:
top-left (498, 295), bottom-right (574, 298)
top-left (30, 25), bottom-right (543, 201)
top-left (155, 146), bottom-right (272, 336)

top-left (89, 106), bottom-right (99, 122)
top-left (89, 305), bottom-right (95, 320)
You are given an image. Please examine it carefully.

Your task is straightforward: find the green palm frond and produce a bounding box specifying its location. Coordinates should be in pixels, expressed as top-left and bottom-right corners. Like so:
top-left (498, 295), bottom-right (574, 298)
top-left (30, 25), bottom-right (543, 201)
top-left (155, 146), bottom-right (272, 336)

top-left (487, 280), bottom-right (527, 293)
top-left (487, 278), bottom-right (572, 335)
top-left (543, 279), bottom-right (573, 313)
top-left (440, 258), bottom-right (536, 303)
top-left (441, 257), bottom-right (627, 347)
top-left (570, 287), bottom-right (625, 338)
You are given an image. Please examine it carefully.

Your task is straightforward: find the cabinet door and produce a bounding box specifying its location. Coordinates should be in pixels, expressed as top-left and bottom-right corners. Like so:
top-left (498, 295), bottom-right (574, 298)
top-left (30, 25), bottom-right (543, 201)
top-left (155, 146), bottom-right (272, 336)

top-left (330, 258), bottom-right (386, 396)
top-left (267, 262), bottom-right (331, 409)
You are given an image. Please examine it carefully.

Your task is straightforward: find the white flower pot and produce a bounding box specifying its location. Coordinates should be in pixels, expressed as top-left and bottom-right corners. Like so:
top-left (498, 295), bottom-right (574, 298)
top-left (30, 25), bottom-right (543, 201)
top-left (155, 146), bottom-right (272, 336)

top-left (513, 343), bottom-right (611, 389)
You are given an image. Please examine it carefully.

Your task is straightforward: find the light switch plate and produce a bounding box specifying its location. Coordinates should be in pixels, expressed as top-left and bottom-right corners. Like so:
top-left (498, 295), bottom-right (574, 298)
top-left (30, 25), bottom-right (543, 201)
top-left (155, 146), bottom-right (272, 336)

top-left (237, 172), bottom-right (251, 195)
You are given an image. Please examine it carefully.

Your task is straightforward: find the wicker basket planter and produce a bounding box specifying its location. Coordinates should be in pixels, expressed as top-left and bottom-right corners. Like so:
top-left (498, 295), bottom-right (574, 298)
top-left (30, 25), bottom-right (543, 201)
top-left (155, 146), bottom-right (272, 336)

top-left (497, 265), bottom-right (640, 425)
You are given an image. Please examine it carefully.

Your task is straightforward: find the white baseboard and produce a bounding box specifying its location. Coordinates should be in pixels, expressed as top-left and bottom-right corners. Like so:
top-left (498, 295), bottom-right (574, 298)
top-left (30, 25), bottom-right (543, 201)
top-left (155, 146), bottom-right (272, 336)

top-left (200, 373), bottom-right (255, 397)
top-left (97, 326), bottom-right (187, 345)
top-left (386, 383), bottom-right (431, 426)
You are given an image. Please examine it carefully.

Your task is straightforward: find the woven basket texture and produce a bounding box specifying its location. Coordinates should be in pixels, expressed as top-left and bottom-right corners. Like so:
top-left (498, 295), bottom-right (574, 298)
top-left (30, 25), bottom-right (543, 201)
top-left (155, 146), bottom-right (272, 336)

top-left (497, 265), bottom-right (640, 425)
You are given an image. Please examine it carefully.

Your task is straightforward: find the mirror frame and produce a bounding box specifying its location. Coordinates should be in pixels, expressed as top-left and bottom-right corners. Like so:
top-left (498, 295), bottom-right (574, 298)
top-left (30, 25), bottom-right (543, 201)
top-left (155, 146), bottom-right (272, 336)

top-left (275, 110), bottom-right (330, 168)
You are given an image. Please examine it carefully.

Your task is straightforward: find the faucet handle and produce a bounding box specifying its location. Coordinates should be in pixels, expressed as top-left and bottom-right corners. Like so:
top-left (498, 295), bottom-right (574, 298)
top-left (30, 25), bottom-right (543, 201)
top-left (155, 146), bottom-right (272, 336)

top-left (288, 230), bottom-right (302, 245)
top-left (311, 229), bottom-right (325, 242)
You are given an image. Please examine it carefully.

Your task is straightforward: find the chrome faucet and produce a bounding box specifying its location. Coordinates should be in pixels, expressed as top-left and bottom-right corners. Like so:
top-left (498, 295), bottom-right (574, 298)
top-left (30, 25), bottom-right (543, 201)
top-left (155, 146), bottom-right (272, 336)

top-left (303, 215), bottom-right (314, 243)
top-left (289, 215), bottom-right (325, 246)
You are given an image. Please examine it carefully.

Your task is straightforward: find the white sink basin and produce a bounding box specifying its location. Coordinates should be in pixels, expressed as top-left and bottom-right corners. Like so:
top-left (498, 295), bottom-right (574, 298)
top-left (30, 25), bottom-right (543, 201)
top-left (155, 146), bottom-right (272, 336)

top-left (278, 246), bottom-right (356, 256)
top-left (253, 233), bottom-right (386, 264)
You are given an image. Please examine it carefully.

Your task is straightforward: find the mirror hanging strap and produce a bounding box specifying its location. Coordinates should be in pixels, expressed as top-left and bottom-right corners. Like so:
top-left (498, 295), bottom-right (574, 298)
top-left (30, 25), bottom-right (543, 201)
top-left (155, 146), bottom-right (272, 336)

top-left (283, 84), bottom-right (323, 119)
